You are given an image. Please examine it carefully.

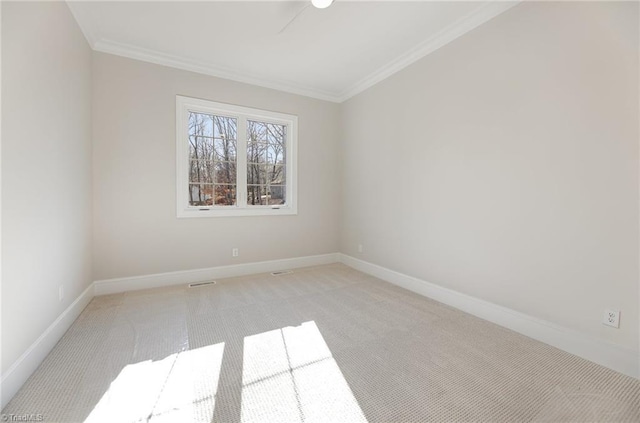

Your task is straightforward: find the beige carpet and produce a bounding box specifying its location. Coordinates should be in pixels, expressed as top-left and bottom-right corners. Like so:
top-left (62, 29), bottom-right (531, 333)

top-left (3, 263), bottom-right (639, 422)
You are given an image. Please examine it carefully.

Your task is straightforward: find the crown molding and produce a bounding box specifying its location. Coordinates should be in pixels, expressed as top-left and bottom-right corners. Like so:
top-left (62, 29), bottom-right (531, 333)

top-left (93, 38), bottom-right (343, 103)
top-left (337, 1), bottom-right (521, 102)
top-left (67, 1), bottom-right (520, 104)
top-left (66, 1), bottom-right (97, 48)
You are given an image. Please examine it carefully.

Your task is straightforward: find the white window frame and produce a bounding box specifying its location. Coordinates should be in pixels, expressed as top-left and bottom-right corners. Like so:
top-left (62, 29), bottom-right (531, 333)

top-left (176, 95), bottom-right (298, 218)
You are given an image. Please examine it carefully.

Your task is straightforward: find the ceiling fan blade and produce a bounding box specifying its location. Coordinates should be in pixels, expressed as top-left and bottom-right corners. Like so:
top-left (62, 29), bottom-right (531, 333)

top-left (277, 3), bottom-right (311, 35)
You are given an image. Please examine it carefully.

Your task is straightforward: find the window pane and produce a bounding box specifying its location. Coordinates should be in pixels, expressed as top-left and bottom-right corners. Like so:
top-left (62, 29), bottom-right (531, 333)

top-left (214, 161), bottom-right (236, 185)
top-left (247, 120), bottom-right (287, 208)
top-left (213, 116), bottom-right (237, 140)
top-left (266, 144), bottom-right (285, 165)
top-left (269, 185), bottom-right (286, 205)
top-left (247, 141), bottom-right (266, 164)
top-left (189, 136), bottom-right (214, 162)
top-left (214, 185), bottom-right (236, 206)
top-left (246, 185), bottom-right (285, 206)
top-left (189, 160), bottom-right (214, 184)
top-left (188, 135), bottom-right (197, 160)
top-left (188, 113), bottom-right (238, 208)
top-left (266, 123), bottom-right (285, 145)
top-left (247, 185), bottom-right (267, 205)
top-left (247, 164), bottom-right (267, 185)
top-left (189, 112), bottom-right (213, 137)
top-left (189, 184), bottom-right (214, 206)
top-left (214, 138), bottom-right (237, 162)
top-left (247, 120), bottom-right (267, 143)
top-left (268, 165), bottom-right (285, 185)
top-left (212, 116), bottom-right (237, 162)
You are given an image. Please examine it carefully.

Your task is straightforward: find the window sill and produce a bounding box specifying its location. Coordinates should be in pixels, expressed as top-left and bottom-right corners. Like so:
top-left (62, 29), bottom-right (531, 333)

top-left (177, 206), bottom-right (297, 218)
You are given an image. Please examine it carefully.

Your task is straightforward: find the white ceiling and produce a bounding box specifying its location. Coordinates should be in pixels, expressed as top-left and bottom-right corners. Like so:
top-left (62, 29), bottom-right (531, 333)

top-left (67, 1), bottom-right (518, 102)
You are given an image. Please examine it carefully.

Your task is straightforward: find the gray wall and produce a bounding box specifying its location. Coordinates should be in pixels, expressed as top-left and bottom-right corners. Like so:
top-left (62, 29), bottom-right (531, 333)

top-left (92, 53), bottom-right (341, 281)
top-left (1, 2), bottom-right (92, 374)
top-left (340, 1), bottom-right (639, 350)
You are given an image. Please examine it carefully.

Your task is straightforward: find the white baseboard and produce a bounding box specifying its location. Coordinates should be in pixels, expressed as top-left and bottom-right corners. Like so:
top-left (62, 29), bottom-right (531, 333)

top-left (94, 253), bottom-right (341, 295)
top-left (1, 254), bottom-right (339, 409)
top-left (3, 252), bottom-right (635, 412)
top-left (339, 254), bottom-right (639, 379)
top-left (0, 283), bottom-right (95, 409)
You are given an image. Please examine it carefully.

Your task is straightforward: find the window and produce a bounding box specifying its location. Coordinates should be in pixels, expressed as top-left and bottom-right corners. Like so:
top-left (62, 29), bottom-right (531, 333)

top-left (176, 96), bottom-right (297, 217)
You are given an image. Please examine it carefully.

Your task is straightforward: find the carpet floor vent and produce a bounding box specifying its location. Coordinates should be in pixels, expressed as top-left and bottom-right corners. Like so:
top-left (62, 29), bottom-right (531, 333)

top-left (188, 280), bottom-right (217, 288)
top-left (271, 270), bottom-right (294, 276)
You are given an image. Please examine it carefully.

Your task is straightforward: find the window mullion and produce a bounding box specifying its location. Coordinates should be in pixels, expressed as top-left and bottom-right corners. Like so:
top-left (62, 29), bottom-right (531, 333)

top-left (237, 116), bottom-right (248, 208)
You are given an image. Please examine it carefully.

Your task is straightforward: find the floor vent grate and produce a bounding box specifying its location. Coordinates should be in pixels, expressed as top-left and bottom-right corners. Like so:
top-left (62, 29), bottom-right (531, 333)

top-left (188, 280), bottom-right (217, 288)
top-left (271, 270), bottom-right (293, 276)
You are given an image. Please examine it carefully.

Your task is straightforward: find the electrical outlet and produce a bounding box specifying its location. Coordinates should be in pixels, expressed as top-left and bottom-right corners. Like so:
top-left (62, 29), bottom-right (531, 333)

top-left (357, 244), bottom-right (363, 253)
top-left (232, 248), bottom-right (239, 257)
top-left (602, 309), bottom-right (620, 328)
top-left (59, 285), bottom-right (64, 301)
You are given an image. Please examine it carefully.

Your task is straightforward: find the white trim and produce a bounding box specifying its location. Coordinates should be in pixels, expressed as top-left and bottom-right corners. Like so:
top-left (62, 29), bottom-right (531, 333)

top-left (65, 1), bottom-right (97, 48)
top-left (93, 38), bottom-right (342, 103)
top-left (66, 2), bottom-right (520, 104)
top-left (337, 1), bottom-right (520, 102)
top-left (176, 95), bottom-right (298, 218)
top-left (2, 252), bottom-right (636, 410)
top-left (339, 254), bottom-right (640, 379)
top-left (94, 253), bottom-right (340, 295)
top-left (0, 284), bottom-right (95, 409)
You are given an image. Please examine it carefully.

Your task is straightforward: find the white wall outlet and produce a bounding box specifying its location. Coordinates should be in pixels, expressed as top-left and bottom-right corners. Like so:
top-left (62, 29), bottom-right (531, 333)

top-left (232, 248), bottom-right (239, 257)
top-left (602, 309), bottom-right (620, 328)
top-left (357, 244), bottom-right (363, 253)
top-left (59, 285), bottom-right (64, 301)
